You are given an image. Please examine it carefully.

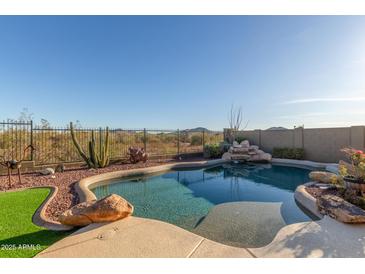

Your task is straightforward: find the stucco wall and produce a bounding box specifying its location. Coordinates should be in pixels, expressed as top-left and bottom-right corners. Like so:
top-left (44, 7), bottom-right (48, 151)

top-left (229, 126), bottom-right (365, 163)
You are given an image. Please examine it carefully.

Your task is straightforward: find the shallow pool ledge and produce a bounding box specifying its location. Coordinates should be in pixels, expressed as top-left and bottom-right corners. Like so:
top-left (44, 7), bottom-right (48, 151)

top-left (76, 159), bottom-right (229, 203)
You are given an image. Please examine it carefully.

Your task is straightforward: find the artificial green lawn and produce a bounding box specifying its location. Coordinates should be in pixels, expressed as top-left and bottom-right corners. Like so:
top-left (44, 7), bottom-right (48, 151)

top-left (0, 188), bottom-right (71, 258)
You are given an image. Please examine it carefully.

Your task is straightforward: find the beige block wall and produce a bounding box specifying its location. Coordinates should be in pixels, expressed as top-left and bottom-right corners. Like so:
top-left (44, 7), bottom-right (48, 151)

top-left (260, 130), bottom-right (294, 153)
top-left (350, 126), bottom-right (365, 150)
top-left (235, 126), bottom-right (365, 163)
top-left (236, 130), bottom-right (260, 145)
top-left (303, 127), bottom-right (350, 163)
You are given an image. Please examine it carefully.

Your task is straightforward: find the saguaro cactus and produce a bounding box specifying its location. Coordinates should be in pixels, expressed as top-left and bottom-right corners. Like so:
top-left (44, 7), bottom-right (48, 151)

top-left (70, 122), bottom-right (110, 168)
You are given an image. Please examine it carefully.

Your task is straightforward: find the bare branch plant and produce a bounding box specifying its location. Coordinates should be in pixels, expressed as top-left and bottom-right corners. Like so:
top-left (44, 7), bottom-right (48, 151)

top-left (228, 105), bottom-right (249, 143)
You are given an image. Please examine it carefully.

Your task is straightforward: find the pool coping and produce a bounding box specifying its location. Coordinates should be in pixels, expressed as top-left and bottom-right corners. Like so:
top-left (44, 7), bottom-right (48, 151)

top-left (294, 182), bottom-right (323, 219)
top-left (272, 158), bottom-right (338, 173)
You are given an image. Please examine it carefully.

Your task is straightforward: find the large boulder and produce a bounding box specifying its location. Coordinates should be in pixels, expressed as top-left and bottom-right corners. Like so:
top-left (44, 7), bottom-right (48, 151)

top-left (317, 194), bottom-right (365, 223)
top-left (232, 141), bottom-right (241, 148)
top-left (231, 154), bottom-right (251, 161)
top-left (241, 140), bottom-right (250, 148)
top-left (309, 171), bottom-right (339, 184)
top-left (59, 194), bottom-right (134, 227)
top-left (231, 147), bottom-right (249, 154)
top-left (39, 168), bottom-right (55, 175)
top-left (222, 152), bottom-right (232, 160)
top-left (249, 153), bottom-right (272, 162)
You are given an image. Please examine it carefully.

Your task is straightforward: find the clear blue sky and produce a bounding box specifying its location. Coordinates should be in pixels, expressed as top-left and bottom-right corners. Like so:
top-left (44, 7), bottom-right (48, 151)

top-left (0, 16), bottom-right (364, 130)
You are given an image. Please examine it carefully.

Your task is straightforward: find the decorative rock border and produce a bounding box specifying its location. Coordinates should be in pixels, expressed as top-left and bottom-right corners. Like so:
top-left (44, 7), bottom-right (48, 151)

top-left (31, 186), bottom-right (74, 231)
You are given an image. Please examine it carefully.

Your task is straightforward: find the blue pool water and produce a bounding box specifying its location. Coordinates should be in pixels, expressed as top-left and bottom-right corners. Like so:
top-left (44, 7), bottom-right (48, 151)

top-left (92, 163), bottom-right (318, 247)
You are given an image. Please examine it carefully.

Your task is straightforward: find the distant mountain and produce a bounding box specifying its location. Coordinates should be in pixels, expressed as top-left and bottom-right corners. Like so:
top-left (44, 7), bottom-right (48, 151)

top-left (183, 127), bottom-right (210, 132)
top-left (266, 127), bottom-right (288, 131)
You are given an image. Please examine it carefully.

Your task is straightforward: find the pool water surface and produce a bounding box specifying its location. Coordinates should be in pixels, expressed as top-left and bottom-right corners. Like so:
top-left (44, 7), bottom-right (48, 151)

top-left (92, 163), bottom-right (318, 248)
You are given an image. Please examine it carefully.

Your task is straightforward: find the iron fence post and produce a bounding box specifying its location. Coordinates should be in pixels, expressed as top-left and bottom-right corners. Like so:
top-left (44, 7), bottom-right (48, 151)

top-left (30, 120), bottom-right (34, 161)
top-left (177, 129), bottom-right (180, 156)
top-left (202, 129), bottom-right (205, 151)
top-left (99, 127), bottom-right (103, 156)
top-left (143, 128), bottom-right (147, 152)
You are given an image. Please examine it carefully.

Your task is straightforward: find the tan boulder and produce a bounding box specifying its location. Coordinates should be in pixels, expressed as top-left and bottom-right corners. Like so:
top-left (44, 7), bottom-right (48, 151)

top-left (231, 154), bottom-right (251, 161)
top-left (222, 152), bottom-right (232, 160)
top-left (317, 194), bottom-right (365, 223)
top-left (309, 171), bottom-right (339, 184)
top-left (262, 153), bottom-right (272, 162)
top-left (241, 140), bottom-right (250, 148)
top-left (59, 194), bottom-right (134, 227)
top-left (231, 147), bottom-right (249, 154)
top-left (249, 153), bottom-right (272, 162)
top-left (232, 141), bottom-right (241, 148)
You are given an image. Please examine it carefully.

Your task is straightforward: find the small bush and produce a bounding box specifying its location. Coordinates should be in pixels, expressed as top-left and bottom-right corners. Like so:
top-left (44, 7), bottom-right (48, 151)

top-left (235, 136), bottom-right (246, 144)
top-left (219, 141), bottom-right (231, 153)
top-left (191, 135), bottom-right (203, 146)
top-left (272, 147), bottom-right (304, 160)
top-left (204, 143), bottom-right (223, 159)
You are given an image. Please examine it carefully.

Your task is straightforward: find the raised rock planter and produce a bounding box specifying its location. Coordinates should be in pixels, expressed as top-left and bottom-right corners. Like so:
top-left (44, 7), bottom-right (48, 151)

top-left (295, 181), bottom-right (365, 224)
top-left (59, 194), bottom-right (134, 227)
top-left (294, 182), bottom-right (323, 219)
top-left (317, 194), bottom-right (365, 223)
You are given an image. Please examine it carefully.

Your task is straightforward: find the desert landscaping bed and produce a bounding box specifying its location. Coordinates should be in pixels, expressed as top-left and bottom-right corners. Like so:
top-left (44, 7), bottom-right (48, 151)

top-left (0, 158), bottom-right (201, 222)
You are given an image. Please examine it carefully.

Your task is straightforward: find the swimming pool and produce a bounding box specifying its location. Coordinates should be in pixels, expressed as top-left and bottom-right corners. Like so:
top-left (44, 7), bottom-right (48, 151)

top-left (92, 163), bottom-right (318, 248)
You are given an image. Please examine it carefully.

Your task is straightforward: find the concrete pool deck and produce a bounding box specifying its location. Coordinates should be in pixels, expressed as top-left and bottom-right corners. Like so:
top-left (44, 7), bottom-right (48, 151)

top-left (36, 214), bottom-right (365, 258)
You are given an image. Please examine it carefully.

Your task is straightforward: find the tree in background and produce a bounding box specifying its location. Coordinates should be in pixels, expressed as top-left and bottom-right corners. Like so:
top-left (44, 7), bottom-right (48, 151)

top-left (227, 104), bottom-right (249, 143)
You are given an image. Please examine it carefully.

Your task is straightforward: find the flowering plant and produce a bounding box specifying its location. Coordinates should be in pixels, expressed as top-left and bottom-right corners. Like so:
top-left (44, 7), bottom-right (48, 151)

top-left (340, 148), bottom-right (365, 182)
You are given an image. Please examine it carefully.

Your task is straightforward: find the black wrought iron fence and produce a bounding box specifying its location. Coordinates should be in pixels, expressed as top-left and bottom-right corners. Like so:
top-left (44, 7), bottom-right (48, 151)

top-left (0, 121), bottom-right (223, 165)
top-left (0, 121), bottom-right (33, 161)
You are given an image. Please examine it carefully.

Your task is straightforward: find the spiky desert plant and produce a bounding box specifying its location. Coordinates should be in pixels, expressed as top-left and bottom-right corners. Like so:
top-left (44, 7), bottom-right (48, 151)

top-left (70, 122), bottom-right (110, 168)
top-left (99, 128), bottom-right (110, 167)
top-left (70, 122), bottom-right (93, 168)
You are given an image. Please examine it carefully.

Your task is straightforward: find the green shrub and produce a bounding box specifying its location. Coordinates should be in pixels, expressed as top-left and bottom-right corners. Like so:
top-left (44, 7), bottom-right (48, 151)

top-left (204, 143), bottom-right (223, 159)
top-left (191, 135), bottom-right (203, 146)
top-left (219, 141), bottom-right (231, 153)
top-left (235, 136), bottom-right (246, 144)
top-left (294, 148), bottom-right (305, 160)
top-left (272, 147), bottom-right (304, 160)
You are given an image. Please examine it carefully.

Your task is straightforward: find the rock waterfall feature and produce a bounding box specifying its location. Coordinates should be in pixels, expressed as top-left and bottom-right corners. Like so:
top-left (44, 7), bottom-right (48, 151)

top-left (222, 140), bottom-right (272, 162)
